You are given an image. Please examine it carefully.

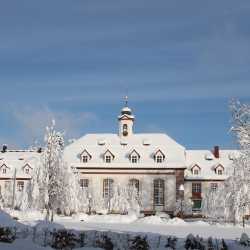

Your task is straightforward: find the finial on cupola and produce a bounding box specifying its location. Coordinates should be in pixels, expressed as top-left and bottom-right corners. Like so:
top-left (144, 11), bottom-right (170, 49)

top-left (125, 95), bottom-right (128, 107)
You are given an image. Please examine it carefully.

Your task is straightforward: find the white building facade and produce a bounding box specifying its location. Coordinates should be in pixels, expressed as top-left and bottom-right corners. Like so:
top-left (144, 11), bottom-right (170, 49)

top-left (0, 102), bottom-right (237, 214)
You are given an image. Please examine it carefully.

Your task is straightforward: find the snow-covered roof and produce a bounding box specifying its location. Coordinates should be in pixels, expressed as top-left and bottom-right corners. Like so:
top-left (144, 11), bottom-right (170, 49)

top-left (185, 150), bottom-right (237, 180)
top-left (0, 150), bottom-right (41, 179)
top-left (64, 133), bottom-right (186, 168)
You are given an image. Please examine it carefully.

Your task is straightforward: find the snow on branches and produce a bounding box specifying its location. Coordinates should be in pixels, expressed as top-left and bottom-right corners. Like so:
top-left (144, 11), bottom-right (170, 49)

top-left (203, 100), bottom-right (250, 223)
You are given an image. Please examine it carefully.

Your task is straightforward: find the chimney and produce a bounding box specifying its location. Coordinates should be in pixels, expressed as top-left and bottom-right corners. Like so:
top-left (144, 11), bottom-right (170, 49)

top-left (213, 146), bottom-right (220, 158)
top-left (2, 144), bottom-right (7, 153)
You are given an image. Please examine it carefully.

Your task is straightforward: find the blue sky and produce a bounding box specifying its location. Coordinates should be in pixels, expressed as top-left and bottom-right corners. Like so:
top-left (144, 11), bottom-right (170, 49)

top-left (0, 0), bottom-right (250, 149)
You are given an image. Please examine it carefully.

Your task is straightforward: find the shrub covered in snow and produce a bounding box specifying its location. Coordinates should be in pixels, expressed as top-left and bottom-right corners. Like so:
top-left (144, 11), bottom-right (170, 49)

top-left (165, 236), bottom-right (177, 250)
top-left (129, 235), bottom-right (149, 250)
top-left (51, 229), bottom-right (78, 250)
top-left (184, 234), bottom-right (205, 250)
top-left (240, 233), bottom-right (250, 246)
top-left (0, 226), bottom-right (16, 243)
top-left (96, 235), bottom-right (114, 250)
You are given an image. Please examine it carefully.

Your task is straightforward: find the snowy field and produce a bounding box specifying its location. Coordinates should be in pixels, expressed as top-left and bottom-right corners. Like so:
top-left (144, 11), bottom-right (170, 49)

top-left (15, 211), bottom-right (250, 239)
top-left (1, 211), bottom-right (250, 249)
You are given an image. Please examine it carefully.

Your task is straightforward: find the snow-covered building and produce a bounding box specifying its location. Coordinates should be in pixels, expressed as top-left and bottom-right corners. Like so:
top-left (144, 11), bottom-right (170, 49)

top-left (0, 101), bottom-right (237, 214)
top-left (63, 101), bottom-right (237, 214)
top-left (0, 149), bottom-right (41, 206)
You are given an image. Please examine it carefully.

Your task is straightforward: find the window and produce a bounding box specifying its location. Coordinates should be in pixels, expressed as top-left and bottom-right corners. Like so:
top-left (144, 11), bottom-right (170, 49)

top-left (153, 179), bottom-right (165, 206)
top-left (211, 183), bottom-right (218, 192)
top-left (123, 124), bottom-right (128, 136)
top-left (105, 155), bottom-right (111, 163)
top-left (129, 179), bottom-right (139, 193)
top-left (17, 181), bottom-right (24, 192)
top-left (25, 168), bottom-right (29, 174)
top-left (131, 155), bottom-right (138, 163)
top-left (82, 155), bottom-right (88, 163)
top-left (156, 155), bottom-right (163, 163)
top-left (192, 183), bottom-right (201, 193)
top-left (80, 179), bottom-right (89, 189)
top-left (103, 179), bottom-right (114, 199)
top-left (192, 199), bottom-right (202, 210)
top-left (217, 169), bottom-right (223, 175)
top-left (2, 168), bottom-right (6, 174)
top-left (193, 169), bottom-right (199, 175)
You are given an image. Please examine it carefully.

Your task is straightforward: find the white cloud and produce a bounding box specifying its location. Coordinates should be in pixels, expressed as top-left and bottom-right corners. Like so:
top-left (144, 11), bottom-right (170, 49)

top-left (11, 106), bottom-right (98, 146)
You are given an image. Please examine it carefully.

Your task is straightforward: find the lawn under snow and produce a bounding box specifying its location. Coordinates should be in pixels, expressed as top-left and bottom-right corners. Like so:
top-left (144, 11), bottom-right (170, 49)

top-left (1, 210), bottom-right (250, 249)
top-left (13, 211), bottom-right (250, 239)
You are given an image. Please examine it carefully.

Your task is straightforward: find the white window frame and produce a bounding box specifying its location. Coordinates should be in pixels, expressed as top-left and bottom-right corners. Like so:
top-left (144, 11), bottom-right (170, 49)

top-left (129, 179), bottom-right (140, 193)
top-left (156, 155), bottom-right (163, 163)
top-left (17, 181), bottom-right (24, 192)
top-left (131, 155), bottom-right (138, 163)
top-left (105, 155), bottom-right (112, 163)
top-left (193, 169), bottom-right (199, 175)
top-left (82, 155), bottom-right (88, 163)
top-left (103, 178), bottom-right (114, 199)
top-left (80, 179), bottom-right (89, 189)
top-left (153, 179), bottom-right (165, 206)
top-left (211, 183), bottom-right (218, 192)
top-left (217, 169), bottom-right (223, 175)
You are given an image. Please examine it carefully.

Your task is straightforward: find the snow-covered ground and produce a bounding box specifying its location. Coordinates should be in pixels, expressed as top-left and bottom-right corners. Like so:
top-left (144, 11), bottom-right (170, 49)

top-left (13, 211), bottom-right (250, 239)
top-left (1, 210), bottom-right (250, 249)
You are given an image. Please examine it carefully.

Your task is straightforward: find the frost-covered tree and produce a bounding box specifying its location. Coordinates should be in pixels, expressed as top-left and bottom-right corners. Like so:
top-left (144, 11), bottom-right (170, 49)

top-left (38, 120), bottom-right (67, 221)
top-left (202, 100), bottom-right (250, 223)
top-left (175, 198), bottom-right (193, 217)
top-left (3, 181), bottom-right (13, 208)
top-left (127, 184), bottom-right (141, 215)
top-left (110, 184), bottom-right (130, 214)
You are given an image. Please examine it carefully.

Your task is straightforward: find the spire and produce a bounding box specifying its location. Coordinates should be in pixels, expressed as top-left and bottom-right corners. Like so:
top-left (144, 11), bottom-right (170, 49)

top-left (124, 95), bottom-right (128, 107)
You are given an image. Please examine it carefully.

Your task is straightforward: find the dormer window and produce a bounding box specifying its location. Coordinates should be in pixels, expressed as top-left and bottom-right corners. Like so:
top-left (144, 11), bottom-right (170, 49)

top-left (156, 155), bottom-right (163, 163)
top-left (82, 156), bottom-right (88, 163)
top-left (23, 164), bottom-right (32, 175)
top-left (80, 149), bottom-right (92, 163)
top-left (191, 164), bottom-right (201, 175)
top-left (131, 155), bottom-right (138, 163)
top-left (103, 150), bottom-right (115, 163)
top-left (154, 149), bottom-right (165, 163)
top-left (128, 149), bottom-right (140, 164)
top-left (214, 164), bottom-right (224, 175)
top-left (105, 155), bottom-right (111, 163)
top-left (1, 164), bottom-right (9, 174)
top-left (218, 169), bottom-right (223, 175)
top-left (193, 169), bottom-right (199, 175)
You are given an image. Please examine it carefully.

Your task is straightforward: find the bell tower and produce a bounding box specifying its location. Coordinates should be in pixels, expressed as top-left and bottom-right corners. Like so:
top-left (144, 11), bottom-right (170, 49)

top-left (118, 96), bottom-right (135, 137)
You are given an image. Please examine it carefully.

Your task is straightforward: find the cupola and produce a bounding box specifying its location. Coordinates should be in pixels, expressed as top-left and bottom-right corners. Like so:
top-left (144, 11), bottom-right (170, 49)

top-left (118, 96), bottom-right (135, 138)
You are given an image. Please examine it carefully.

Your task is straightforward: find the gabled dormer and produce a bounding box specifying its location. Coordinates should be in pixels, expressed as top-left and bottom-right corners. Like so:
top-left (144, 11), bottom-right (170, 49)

top-left (80, 149), bottom-right (92, 163)
top-left (190, 164), bottom-right (201, 175)
top-left (23, 163), bottom-right (32, 174)
top-left (0, 164), bottom-right (9, 174)
top-left (213, 164), bottom-right (224, 175)
top-left (128, 149), bottom-right (140, 163)
top-left (153, 149), bottom-right (165, 163)
top-left (103, 149), bottom-right (115, 163)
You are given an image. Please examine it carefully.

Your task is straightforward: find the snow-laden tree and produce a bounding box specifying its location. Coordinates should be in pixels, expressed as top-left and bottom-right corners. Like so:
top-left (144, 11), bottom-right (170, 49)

top-left (202, 100), bottom-right (250, 223)
top-left (37, 120), bottom-right (67, 221)
top-left (58, 167), bottom-right (89, 215)
top-left (3, 181), bottom-right (13, 208)
top-left (175, 198), bottom-right (193, 217)
top-left (110, 184), bottom-right (130, 214)
top-left (127, 184), bottom-right (141, 216)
